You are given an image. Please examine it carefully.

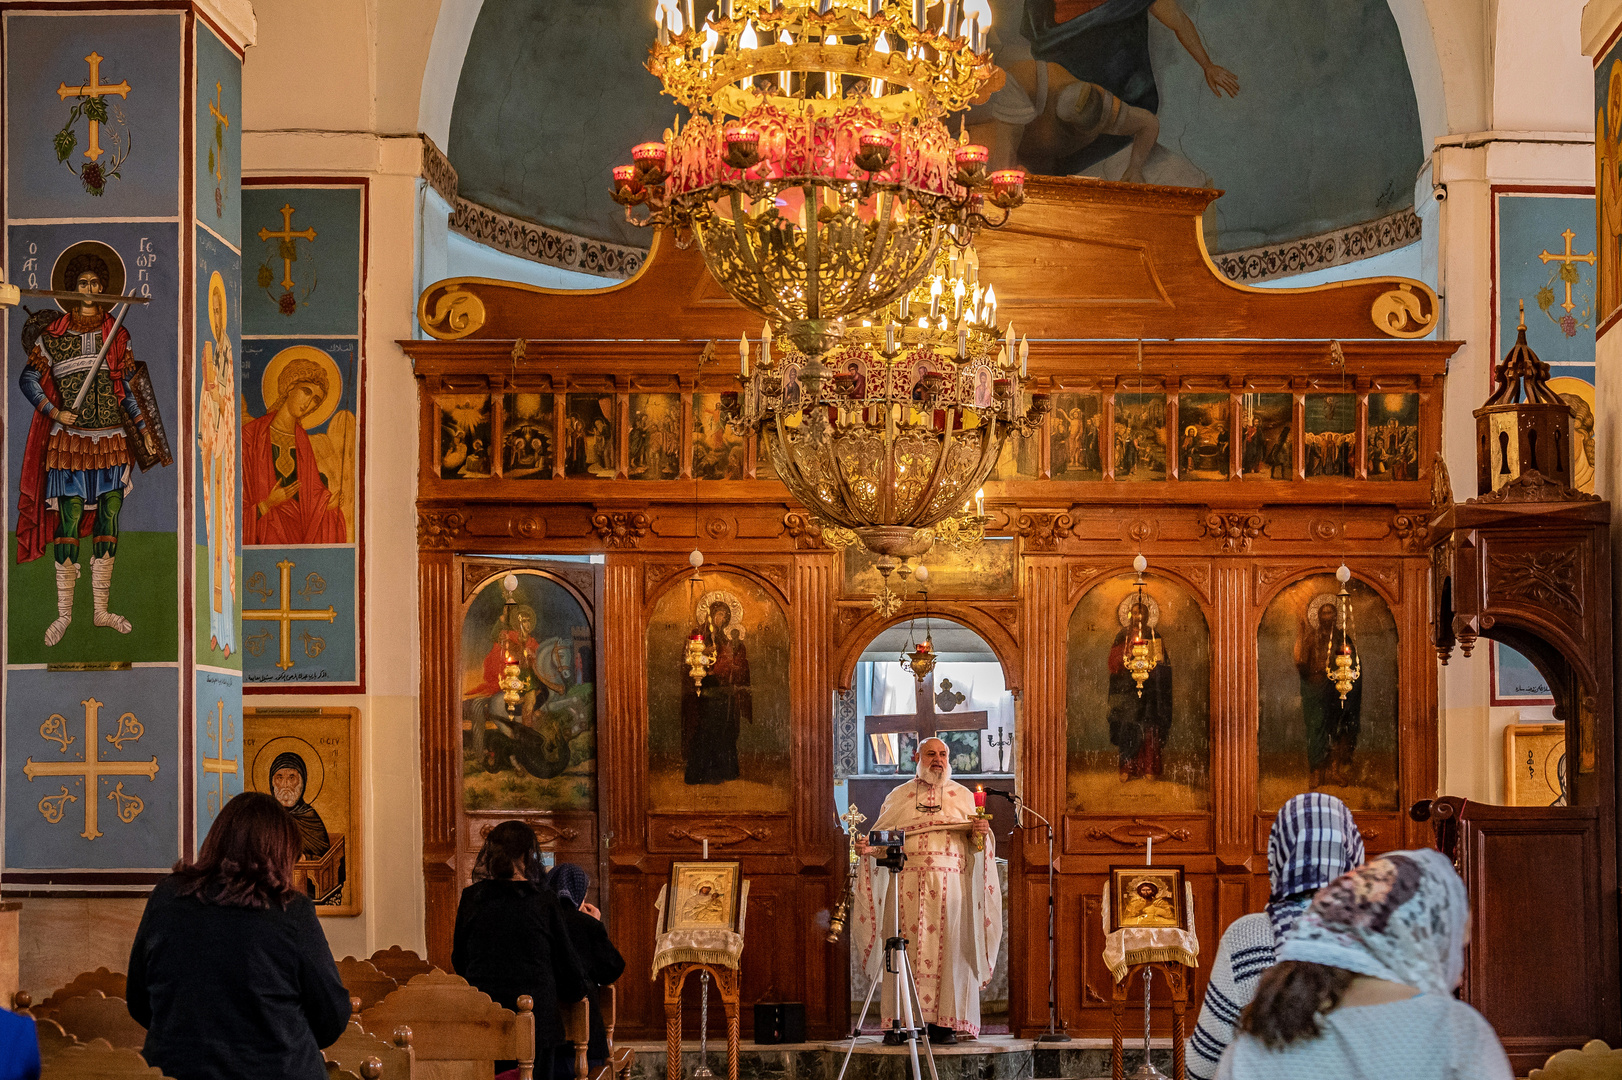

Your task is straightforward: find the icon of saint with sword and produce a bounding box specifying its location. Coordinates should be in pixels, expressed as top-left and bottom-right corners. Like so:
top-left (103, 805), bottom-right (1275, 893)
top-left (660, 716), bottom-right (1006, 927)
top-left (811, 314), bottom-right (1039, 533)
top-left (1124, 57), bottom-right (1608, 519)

top-left (16, 242), bottom-right (169, 646)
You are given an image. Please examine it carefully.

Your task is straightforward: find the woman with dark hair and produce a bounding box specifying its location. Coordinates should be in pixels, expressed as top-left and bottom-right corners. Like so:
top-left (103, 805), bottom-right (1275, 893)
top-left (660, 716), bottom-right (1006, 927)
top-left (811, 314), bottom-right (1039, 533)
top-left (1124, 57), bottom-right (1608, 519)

top-left (1217, 848), bottom-right (1512, 1079)
top-left (453, 822), bottom-right (588, 1077)
top-left (126, 791), bottom-right (349, 1080)
top-left (546, 864), bottom-right (625, 1080)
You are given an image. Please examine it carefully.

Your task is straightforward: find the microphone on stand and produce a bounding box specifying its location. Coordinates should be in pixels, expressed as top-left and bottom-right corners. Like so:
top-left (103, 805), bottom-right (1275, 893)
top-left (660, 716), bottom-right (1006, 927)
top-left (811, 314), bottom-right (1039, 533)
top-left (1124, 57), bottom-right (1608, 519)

top-left (980, 787), bottom-right (1018, 801)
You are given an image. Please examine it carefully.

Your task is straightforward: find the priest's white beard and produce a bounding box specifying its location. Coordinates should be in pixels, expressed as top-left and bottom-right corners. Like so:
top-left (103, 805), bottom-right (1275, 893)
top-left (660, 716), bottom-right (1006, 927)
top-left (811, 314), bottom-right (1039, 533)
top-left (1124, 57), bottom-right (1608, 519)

top-left (919, 759), bottom-right (951, 786)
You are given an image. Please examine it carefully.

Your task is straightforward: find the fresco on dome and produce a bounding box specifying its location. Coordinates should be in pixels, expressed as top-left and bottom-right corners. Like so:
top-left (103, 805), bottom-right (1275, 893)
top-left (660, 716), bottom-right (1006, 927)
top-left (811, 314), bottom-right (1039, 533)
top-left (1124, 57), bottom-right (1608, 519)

top-left (447, 0), bottom-right (1423, 260)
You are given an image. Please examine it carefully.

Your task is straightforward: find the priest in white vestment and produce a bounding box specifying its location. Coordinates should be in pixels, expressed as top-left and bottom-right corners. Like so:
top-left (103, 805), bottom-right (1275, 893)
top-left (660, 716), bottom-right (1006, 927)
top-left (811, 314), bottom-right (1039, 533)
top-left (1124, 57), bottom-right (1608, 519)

top-left (852, 738), bottom-right (1003, 1043)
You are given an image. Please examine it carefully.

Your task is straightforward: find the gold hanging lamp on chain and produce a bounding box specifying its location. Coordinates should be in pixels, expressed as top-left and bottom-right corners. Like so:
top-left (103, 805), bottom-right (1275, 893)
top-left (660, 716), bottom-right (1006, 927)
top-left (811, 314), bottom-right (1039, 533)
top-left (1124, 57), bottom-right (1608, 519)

top-left (1326, 563), bottom-right (1361, 703)
top-left (1121, 554), bottom-right (1160, 698)
top-left (498, 574), bottom-right (526, 719)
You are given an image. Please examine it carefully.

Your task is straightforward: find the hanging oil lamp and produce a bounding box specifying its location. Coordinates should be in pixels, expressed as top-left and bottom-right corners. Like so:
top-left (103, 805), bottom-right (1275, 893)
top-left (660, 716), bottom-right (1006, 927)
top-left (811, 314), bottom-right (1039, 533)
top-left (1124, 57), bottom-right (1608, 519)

top-left (498, 573), bottom-right (526, 719)
top-left (1122, 554), bottom-right (1160, 698)
top-left (684, 548), bottom-right (716, 688)
top-left (1326, 564), bottom-right (1361, 703)
top-left (901, 579), bottom-right (937, 684)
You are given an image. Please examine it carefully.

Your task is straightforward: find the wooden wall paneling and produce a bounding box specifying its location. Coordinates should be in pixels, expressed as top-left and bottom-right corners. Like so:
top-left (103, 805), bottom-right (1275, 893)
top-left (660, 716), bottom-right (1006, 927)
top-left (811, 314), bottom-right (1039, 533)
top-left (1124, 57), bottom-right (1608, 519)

top-left (418, 549), bottom-right (458, 968)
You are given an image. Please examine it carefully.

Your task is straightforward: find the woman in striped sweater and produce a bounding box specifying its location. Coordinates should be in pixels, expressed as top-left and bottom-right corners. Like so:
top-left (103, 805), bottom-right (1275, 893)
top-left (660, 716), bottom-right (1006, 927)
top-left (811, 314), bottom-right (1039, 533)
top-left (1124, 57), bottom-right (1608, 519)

top-left (1186, 793), bottom-right (1364, 1080)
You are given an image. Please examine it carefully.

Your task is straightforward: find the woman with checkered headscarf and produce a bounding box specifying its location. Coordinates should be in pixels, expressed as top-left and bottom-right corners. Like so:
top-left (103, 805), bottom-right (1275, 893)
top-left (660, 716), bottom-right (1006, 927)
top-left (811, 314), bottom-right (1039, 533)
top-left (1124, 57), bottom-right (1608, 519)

top-left (1186, 794), bottom-right (1364, 1080)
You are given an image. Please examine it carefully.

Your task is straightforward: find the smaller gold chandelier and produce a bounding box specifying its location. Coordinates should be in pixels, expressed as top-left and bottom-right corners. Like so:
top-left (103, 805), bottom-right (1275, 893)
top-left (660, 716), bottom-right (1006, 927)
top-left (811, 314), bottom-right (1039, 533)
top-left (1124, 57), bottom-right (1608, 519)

top-left (498, 574), bottom-right (525, 718)
top-left (1326, 564), bottom-right (1362, 703)
top-left (685, 630), bottom-right (718, 687)
top-left (1121, 555), bottom-right (1160, 698)
top-left (684, 548), bottom-right (717, 687)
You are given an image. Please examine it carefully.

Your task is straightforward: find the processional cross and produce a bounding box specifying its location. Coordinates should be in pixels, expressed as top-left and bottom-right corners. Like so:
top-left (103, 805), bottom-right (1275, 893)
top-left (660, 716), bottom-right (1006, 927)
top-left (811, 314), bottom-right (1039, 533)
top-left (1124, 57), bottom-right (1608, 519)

top-left (258, 204), bottom-right (317, 290)
top-left (56, 52), bottom-right (131, 162)
top-left (23, 698), bottom-right (158, 840)
top-left (864, 669), bottom-right (989, 766)
top-left (243, 559), bottom-right (336, 670)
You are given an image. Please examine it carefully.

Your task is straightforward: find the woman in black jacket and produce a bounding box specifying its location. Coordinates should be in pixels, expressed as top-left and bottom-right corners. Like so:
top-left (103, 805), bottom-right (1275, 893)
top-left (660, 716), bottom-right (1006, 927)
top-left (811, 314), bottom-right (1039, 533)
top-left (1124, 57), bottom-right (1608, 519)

top-left (547, 864), bottom-right (626, 1079)
top-left (127, 792), bottom-right (350, 1080)
top-left (452, 822), bottom-right (588, 1078)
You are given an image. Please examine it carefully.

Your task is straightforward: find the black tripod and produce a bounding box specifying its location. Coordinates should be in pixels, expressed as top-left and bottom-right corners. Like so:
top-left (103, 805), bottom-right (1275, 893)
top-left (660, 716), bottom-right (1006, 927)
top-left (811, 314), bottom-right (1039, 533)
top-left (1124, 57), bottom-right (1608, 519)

top-left (836, 855), bottom-right (940, 1080)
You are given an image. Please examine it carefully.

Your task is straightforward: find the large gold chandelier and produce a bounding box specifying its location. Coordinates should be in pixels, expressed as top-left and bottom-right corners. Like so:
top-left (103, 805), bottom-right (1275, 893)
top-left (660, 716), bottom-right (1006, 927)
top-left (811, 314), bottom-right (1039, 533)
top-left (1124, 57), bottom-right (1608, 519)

top-left (725, 245), bottom-right (1049, 561)
top-left (612, 0), bottom-right (1027, 357)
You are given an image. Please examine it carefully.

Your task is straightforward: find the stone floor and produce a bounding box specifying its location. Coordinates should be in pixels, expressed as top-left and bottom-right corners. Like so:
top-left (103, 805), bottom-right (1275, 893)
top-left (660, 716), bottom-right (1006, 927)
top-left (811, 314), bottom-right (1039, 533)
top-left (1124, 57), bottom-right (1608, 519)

top-left (621, 1036), bottom-right (1177, 1080)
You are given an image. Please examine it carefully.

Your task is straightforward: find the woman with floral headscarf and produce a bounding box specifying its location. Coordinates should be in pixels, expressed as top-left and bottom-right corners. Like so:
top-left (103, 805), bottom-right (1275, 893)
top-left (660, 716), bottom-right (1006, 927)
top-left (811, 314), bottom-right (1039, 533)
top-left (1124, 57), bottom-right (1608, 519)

top-left (1186, 794), bottom-right (1363, 1080)
top-left (1217, 848), bottom-right (1512, 1079)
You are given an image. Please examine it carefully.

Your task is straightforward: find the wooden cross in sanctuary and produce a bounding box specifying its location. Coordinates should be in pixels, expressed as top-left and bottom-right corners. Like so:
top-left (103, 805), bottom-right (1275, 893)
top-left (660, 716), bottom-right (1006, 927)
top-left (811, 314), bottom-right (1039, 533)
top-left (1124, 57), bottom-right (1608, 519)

top-left (864, 670), bottom-right (989, 769)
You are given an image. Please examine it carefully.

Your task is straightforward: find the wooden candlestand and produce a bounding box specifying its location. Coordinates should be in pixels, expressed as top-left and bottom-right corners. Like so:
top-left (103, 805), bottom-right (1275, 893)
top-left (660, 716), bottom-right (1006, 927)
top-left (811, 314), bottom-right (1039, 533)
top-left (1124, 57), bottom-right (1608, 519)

top-left (662, 962), bottom-right (740, 1080)
top-left (1110, 961), bottom-right (1190, 1080)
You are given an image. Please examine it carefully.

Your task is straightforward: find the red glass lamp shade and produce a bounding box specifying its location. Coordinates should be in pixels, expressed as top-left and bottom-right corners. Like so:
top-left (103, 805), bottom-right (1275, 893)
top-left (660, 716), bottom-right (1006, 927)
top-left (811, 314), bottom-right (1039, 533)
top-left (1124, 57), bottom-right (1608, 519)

top-left (631, 141), bottom-right (668, 184)
top-left (989, 168), bottom-right (1026, 208)
top-left (611, 164), bottom-right (644, 205)
top-left (855, 127), bottom-right (897, 173)
top-left (953, 143), bottom-right (991, 188)
top-left (723, 124), bottom-right (762, 171)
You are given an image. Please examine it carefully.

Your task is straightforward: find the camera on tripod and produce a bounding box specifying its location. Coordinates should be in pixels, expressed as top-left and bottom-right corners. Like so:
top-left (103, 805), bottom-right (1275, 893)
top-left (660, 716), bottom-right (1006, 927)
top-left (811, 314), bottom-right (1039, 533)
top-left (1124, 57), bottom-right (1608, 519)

top-left (868, 828), bottom-right (907, 872)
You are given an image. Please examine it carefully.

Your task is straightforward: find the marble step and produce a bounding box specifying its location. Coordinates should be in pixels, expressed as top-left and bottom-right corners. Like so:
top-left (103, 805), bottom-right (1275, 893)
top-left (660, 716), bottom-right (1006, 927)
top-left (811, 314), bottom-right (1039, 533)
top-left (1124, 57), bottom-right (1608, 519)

top-left (619, 1038), bottom-right (1177, 1080)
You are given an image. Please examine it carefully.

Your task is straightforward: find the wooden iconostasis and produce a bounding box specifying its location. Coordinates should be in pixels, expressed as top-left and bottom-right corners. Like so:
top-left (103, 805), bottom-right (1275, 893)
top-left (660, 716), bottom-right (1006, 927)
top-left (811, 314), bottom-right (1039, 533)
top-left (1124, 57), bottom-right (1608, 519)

top-left (407, 179), bottom-right (1460, 1039)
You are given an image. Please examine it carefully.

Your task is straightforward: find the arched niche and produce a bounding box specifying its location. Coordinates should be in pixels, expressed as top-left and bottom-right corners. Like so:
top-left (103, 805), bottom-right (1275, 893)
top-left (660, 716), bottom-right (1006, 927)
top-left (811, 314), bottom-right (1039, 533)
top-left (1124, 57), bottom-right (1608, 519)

top-left (1256, 573), bottom-right (1399, 811)
top-left (1066, 573), bottom-right (1212, 813)
top-left (459, 567), bottom-right (597, 814)
top-left (644, 569), bottom-right (792, 815)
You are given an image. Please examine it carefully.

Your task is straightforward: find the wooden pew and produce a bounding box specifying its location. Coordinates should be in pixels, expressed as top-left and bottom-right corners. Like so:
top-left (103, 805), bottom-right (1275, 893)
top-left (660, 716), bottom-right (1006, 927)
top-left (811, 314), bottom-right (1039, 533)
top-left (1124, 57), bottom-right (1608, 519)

top-left (327, 1000), bottom-right (415, 1080)
top-left (368, 948), bottom-right (434, 986)
top-left (359, 971), bottom-right (534, 1080)
top-left (562, 1000), bottom-right (589, 1080)
top-left (339, 958), bottom-right (401, 1012)
top-left (39, 1040), bottom-right (170, 1080)
top-left (52, 992), bottom-right (145, 1051)
top-left (16, 968), bottom-right (129, 1020)
top-left (35, 1017), bottom-right (77, 1063)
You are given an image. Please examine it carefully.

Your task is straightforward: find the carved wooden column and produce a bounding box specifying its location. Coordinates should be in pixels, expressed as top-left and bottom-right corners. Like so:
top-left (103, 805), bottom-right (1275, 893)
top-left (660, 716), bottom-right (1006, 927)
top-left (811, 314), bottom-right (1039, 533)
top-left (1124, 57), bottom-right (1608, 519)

top-left (417, 541), bottom-right (458, 967)
top-left (603, 558), bottom-right (645, 857)
top-left (1210, 561), bottom-right (1255, 918)
top-left (791, 551), bottom-right (840, 1032)
top-left (1018, 555), bottom-right (1065, 1034)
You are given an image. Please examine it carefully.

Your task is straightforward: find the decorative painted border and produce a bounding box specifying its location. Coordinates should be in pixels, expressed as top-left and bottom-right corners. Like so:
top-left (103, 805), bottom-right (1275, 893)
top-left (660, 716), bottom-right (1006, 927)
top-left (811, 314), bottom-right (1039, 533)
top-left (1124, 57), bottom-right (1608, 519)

top-left (420, 135), bottom-right (458, 206)
top-left (1214, 208), bottom-right (1422, 283)
top-left (448, 198), bottom-right (647, 280)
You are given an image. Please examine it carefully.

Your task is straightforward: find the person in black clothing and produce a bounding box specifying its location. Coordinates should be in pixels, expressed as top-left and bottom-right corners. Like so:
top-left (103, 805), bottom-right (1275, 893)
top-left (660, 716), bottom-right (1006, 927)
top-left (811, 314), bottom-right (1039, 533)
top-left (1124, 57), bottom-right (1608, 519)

top-left (453, 822), bottom-right (588, 1078)
top-left (127, 792), bottom-right (350, 1080)
top-left (546, 864), bottom-right (626, 1080)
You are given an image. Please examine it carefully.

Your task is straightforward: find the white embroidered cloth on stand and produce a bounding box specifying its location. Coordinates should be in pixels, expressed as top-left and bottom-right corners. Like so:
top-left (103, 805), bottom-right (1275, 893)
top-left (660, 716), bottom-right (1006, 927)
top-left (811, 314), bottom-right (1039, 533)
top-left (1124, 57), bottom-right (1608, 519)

top-left (651, 881), bottom-right (750, 977)
top-left (1101, 881), bottom-right (1200, 982)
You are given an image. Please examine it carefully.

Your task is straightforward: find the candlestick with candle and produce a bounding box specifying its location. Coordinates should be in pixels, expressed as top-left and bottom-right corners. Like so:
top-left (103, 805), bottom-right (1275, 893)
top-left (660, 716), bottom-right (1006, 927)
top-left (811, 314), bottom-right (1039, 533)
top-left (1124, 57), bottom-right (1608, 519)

top-left (973, 784), bottom-right (992, 851)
